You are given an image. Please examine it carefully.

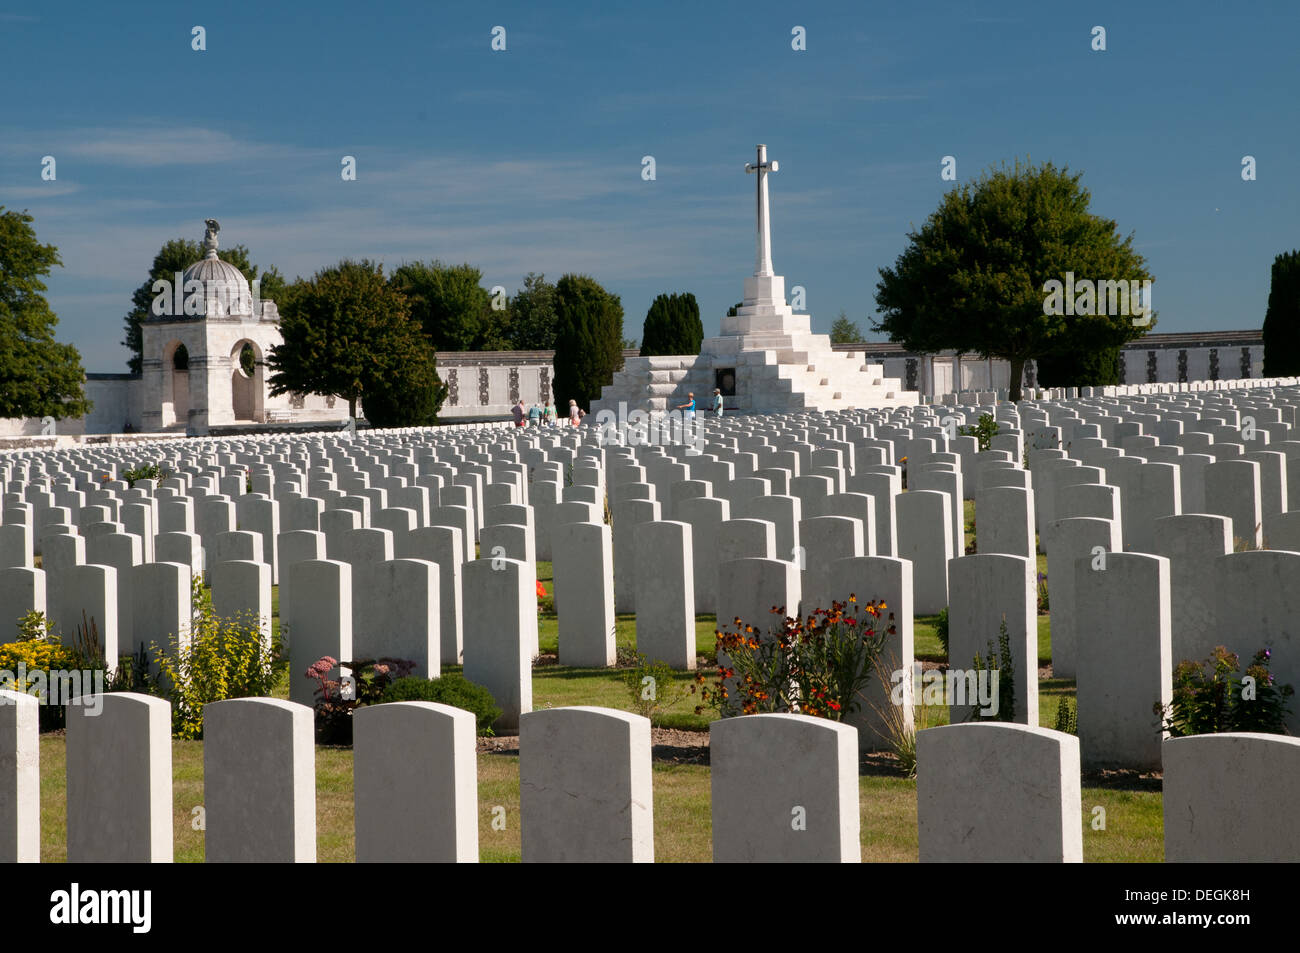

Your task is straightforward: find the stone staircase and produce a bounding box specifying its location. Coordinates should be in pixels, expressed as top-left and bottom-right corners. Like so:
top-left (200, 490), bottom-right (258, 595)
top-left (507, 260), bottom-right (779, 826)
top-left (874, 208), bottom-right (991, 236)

top-left (593, 336), bottom-right (917, 417)
top-left (592, 267), bottom-right (917, 417)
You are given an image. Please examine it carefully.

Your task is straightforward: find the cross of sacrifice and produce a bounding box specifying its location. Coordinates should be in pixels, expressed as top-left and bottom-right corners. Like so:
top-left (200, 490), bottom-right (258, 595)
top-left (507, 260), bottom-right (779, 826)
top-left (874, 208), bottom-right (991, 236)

top-left (744, 144), bottom-right (779, 278)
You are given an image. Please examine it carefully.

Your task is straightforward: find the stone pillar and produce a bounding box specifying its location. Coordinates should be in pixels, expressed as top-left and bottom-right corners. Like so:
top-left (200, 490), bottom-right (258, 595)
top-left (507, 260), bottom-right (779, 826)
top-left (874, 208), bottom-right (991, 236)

top-left (353, 701), bottom-right (478, 862)
top-left (1074, 552), bottom-right (1171, 769)
top-left (711, 713), bottom-right (859, 862)
top-left (283, 559), bottom-right (352, 707)
top-left (395, 525), bottom-right (464, 666)
top-left (66, 692), bottom-right (172, 862)
top-left (209, 559), bottom-right (272, 650)
top-left (519, 707), bottom-right (653, 863)
top-left (552, 521), bottom-right (615, 668)
top-left (0, 689), bottom-right (39, 862)
top-left (204, 698), bottom-right (315, 862)
top-left (1163, 733), bottom-right (1300, 862)
top-left (946, 553), bottom-right (1038, 725)
top-left (364, 559), bottom-right (439, 677)
top-left (462, 557), bottom-right (535, 731)
top-left (895, 490), bottom-right (953, 614)
top-left (827, 555), bottom-right (914, 752)
top-left (633, 520), bottom-right (695, 670)
top-left (917, 723), bottom-right (1081, 862)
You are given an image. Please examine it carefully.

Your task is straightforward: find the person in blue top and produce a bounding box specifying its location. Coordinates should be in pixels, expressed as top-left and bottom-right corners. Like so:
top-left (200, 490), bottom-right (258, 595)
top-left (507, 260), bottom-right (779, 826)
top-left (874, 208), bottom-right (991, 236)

top-left (712, 387), bottom-right (724, 417)
top-left (676, 392), bottom-right (696, 420)
top-left (527, 402), bottom-right (542, 426)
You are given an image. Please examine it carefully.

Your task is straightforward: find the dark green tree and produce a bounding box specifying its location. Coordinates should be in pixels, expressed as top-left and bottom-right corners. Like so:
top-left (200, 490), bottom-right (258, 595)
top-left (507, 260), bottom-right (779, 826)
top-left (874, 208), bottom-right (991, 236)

top-left (1262, 250), bottom-right (1300, 377)
top-left (389, 261), bottom-right (491, 352)
top-left (726, 301), bottom-right (742, 317)
top-left (0, 209), bottom-right (91, 420)
top-left (552, 274), bottom-right (624, 412)
top-left (256, 265), bottom-right (291, 308)
top-left (505, 273), bottom-right (558, 350)
top-left (874, 159), bottom-right (1154, 401)
top-left (121, 237), bottom-right (267, 374)
top-left (639, 292), bottom-right (703, 357)
top-left (829, 309), bottom-right (863, 344)
top-left (360, 347), bottom-right (448, 427)
top-left (474, 306), bottom-right (512, 351)
top-left (1034, 342), bottom-right (1122, 388)
top-left (267, 259), bottom-right (437, 421)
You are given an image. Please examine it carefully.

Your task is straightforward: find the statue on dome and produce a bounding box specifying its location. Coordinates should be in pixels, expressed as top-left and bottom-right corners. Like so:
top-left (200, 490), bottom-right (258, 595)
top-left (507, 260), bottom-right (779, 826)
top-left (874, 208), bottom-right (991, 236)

top-left (202, 218), bottom-right (220, 256)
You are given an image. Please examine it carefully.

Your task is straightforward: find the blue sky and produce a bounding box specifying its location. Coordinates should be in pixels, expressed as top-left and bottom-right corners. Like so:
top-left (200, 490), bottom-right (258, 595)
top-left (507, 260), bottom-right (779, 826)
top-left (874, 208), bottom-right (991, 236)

top-left (2, 0), bottom-right (1297, 372)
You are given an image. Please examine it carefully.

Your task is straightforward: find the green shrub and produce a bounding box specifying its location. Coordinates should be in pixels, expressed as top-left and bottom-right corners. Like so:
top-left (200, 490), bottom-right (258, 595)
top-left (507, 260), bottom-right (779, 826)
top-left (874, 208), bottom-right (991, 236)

top-left (1155, 646), bottom-right (1294, 737)
top-left (958, 413), bottom-right (999, 452)
top-left (381, 673), bottom-right (503, 736)
top-left (120, 462), bottom-right (171, 486)
top-left (1053, 696), bottom-right (1077, 734)
top-left (149, 577), bottom-right (281, 739)
top-left (867, 651), bottom-right (936, 779)
top-left (935, 607), bottom-right (950, 657)
top-left (969, 616), bottom-right (1016, 723)
top-left (620, 653), bottom-right (695, 724)
top-left (698, 598), bottom-right (891, 721)
top-left (306, 656), bottom-right (416, 745)
top-left (15, 609), bottom-right (51, 642)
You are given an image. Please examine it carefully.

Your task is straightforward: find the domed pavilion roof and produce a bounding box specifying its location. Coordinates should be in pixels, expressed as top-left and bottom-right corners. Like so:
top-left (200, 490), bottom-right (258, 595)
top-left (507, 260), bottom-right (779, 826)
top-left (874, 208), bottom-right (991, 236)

top-left (181, 218), bottom-right (252, 317)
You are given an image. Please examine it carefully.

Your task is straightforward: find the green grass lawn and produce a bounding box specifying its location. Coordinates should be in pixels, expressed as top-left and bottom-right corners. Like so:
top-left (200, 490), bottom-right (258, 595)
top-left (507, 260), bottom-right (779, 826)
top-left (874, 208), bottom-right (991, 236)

top-left (36, 734), bottom-right (1162, 863)
top-left (58, 534), bottom-right (1161, 863)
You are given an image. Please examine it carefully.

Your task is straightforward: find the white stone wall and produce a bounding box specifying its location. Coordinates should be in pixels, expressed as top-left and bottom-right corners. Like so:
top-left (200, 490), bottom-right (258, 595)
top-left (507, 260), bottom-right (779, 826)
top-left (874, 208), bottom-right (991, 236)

top-left (438, 358), bottom-right (552, 419)
top-left (859, 340), bottom-right (1266, 398)
top-left (2, 339), bottom-right (1270, 436)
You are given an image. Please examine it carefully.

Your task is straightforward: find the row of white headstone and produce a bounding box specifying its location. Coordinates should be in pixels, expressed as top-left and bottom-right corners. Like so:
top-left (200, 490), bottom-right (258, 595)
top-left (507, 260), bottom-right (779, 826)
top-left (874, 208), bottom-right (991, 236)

top-left (2, 380), bottom-right (1300, 775)
top-left (4, 690), bottom-right (1296, 863)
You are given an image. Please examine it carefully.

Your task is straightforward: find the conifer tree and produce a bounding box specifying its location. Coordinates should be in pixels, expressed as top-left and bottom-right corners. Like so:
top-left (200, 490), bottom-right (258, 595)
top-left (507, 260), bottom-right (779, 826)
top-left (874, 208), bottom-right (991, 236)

top-left (552, 274), bottom-right (624, 411)
top-left (1263, 250), bottom-right (1300, 377)
top-left (640, 292), bottom-right (703, 357)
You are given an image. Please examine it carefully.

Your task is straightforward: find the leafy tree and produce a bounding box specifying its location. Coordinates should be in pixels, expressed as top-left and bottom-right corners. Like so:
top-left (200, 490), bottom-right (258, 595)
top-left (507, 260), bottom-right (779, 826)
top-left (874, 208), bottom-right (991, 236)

top-left (1262, 250), bottom-right (1300, 377)
top-left (726, 301), bottom-right (742, 317)
top-left (829, 309), bottom-right (863, 344)
top-left (473, 306), bottom-right (512, 351)
top-left (639, 292), bottom-right (703, 357)
top-left (256, 265), bottom-right (290, 308)
top-left (506, 273), bottom-right (558, 350)
top-left (1034, 339), bottom-right (1122, 388)
top-left (267, 259), bottom-right (435, 420)
top-left (552, 274), bottom-right (624, 412)
top-left (874, 158), bottom-right (1154, 401)
top-left (389, 260), bottom-right (490, 352)
top-left (621, 337), bottom-right (639, 350)
top-left (0, 208), bottom-right (91, 420)
top-left (121, 237), bottom-right (267, 374)
top-left (360, 347), bottom-right (448, 427)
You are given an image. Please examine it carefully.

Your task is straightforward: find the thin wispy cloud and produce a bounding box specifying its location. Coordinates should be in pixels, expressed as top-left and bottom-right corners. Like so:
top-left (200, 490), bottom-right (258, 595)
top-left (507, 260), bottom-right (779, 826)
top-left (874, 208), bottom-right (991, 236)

top-left (0, 182), bottom-right (80, 199)
top-left (2, 1), bottom-right (1294, 369)
top-left (0, 125), bottom-right (315, 167)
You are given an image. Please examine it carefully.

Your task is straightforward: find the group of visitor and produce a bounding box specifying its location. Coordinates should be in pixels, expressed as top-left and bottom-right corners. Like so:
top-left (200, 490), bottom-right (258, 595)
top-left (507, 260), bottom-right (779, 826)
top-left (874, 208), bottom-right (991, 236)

top-left (512, 387), bottom-right (723, 428)
top-left (511, 399), bottom-right (586, 427)
top-left (675, 388), bottom-right (725, 418)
